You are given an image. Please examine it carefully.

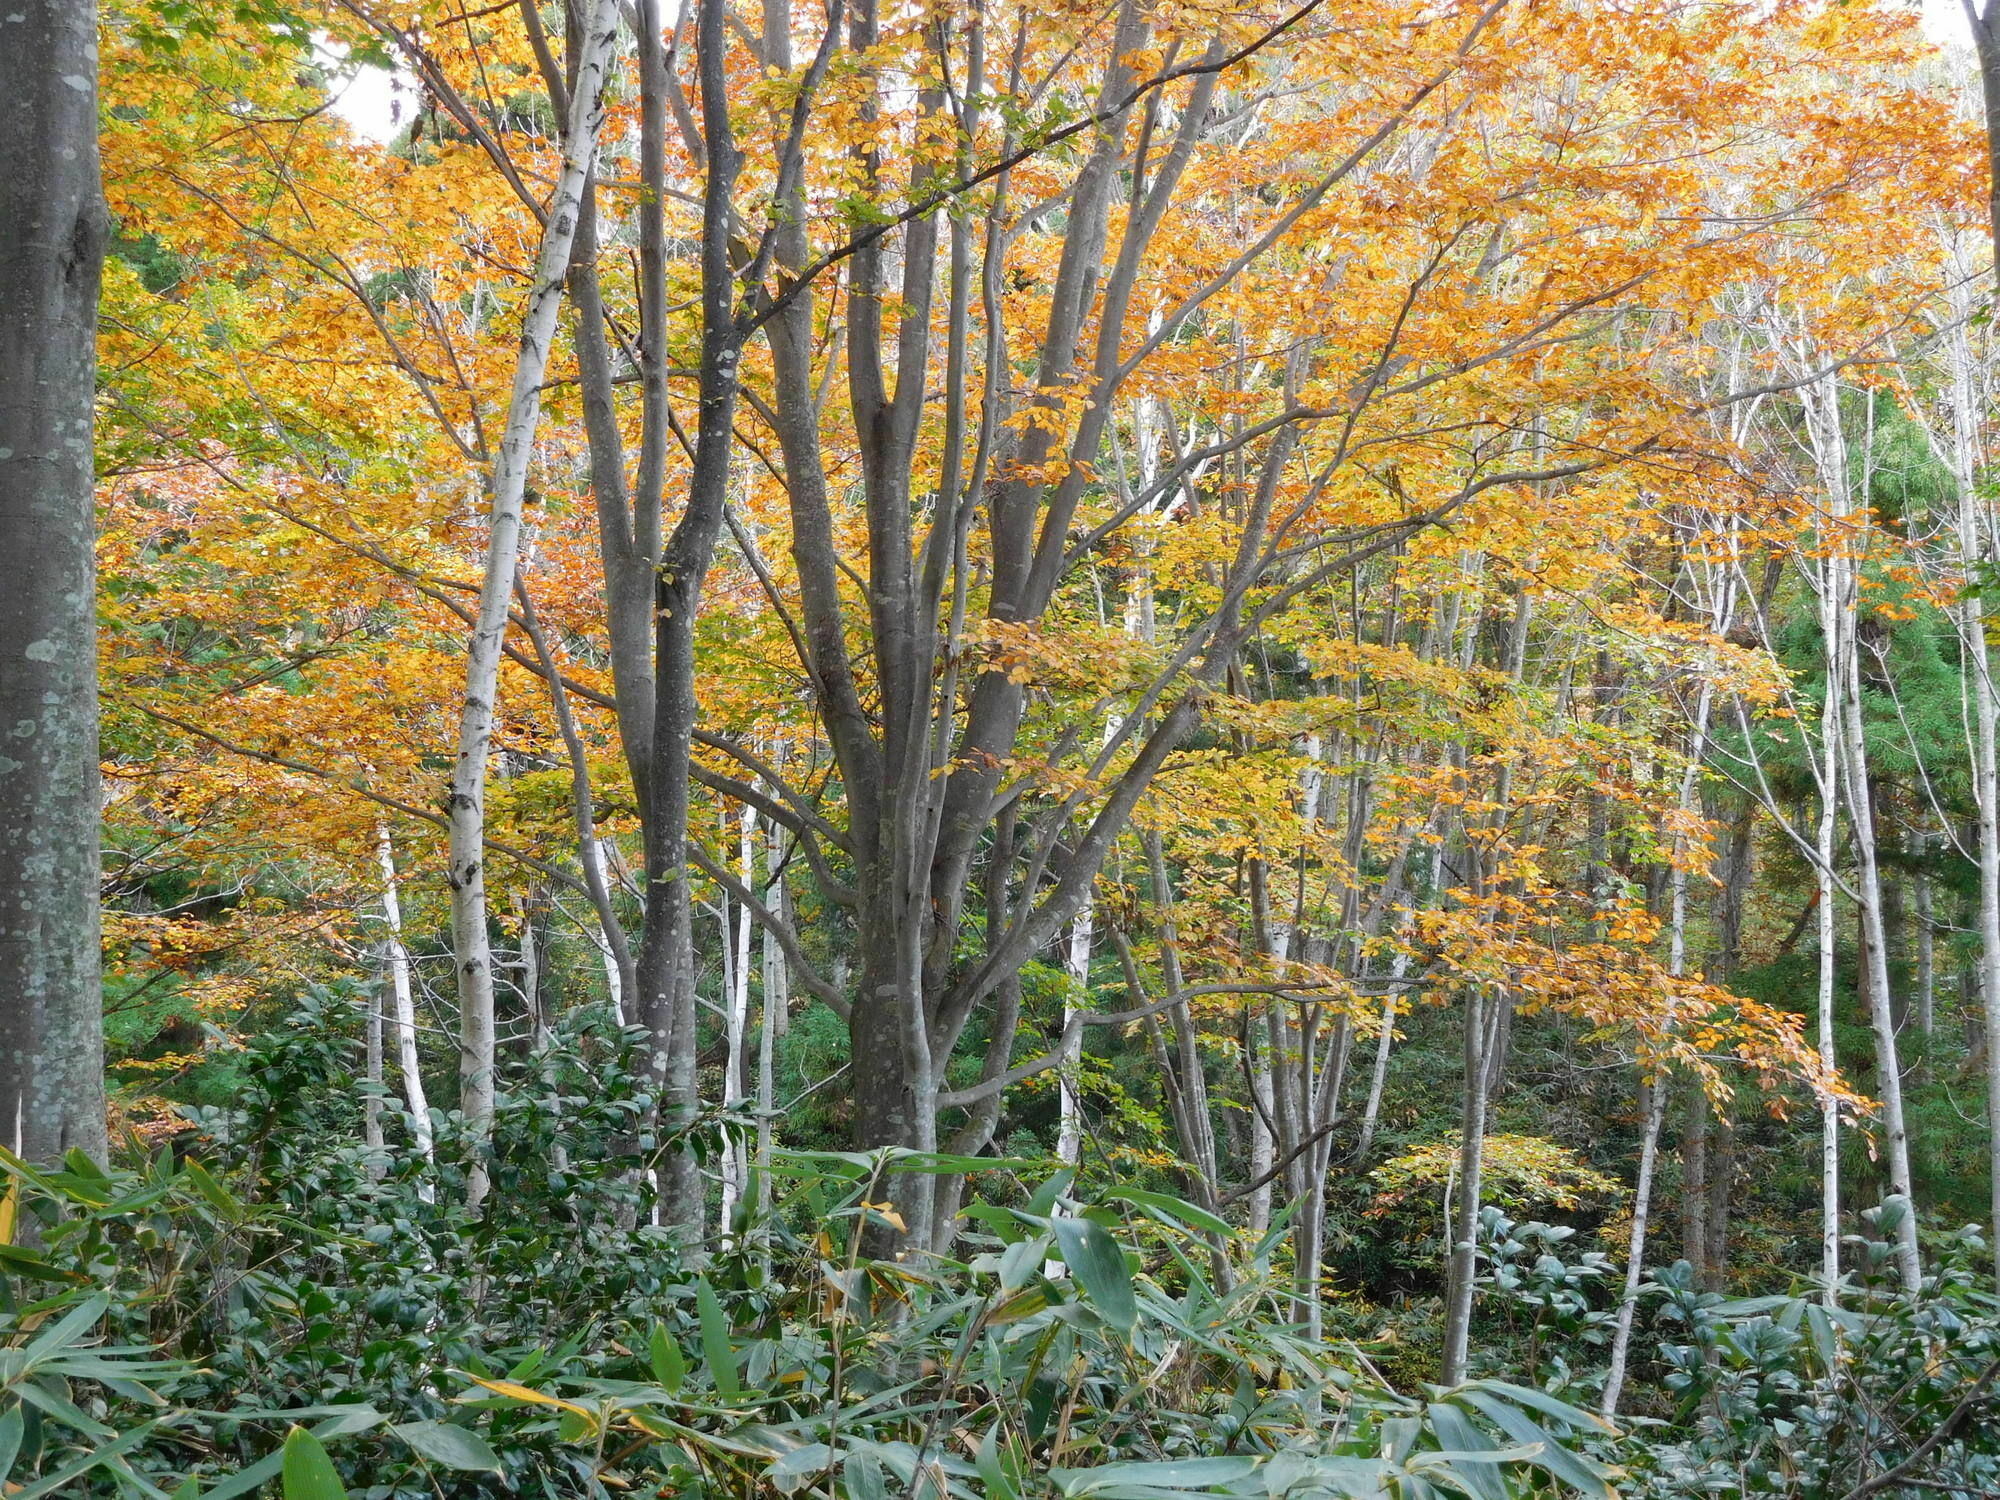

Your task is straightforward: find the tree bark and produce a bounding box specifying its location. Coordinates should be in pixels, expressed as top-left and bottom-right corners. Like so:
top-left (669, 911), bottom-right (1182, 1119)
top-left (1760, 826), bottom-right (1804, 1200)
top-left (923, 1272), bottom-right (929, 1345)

top-left (1939, 245), bottom-right (2000, 1290)
top-left (1600, 1078), bottom-right (1665, 1418)
top-left (376, 824), bottom-right (436, 1189)
top-left (444, 0), bottom-right (618, 1208)
top-left (0, 0), bottom-right (109, 1167)
top-left (1817, 605), bottom-right (1844, 1297)
top-left (1440, 985), bottom-right (1494, 1386)
top-left (364, 972), bottom-right (386, 1179)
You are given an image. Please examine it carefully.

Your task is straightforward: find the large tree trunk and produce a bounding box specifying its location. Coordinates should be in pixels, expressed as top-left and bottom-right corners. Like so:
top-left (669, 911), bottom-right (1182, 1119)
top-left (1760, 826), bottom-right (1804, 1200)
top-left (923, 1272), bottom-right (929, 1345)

top-left (0, 0), bottom-right (109, 1167)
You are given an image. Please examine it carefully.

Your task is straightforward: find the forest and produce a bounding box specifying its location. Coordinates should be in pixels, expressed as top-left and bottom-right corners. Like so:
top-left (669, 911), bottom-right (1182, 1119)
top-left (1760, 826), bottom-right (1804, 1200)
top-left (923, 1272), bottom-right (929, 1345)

top-left (8, 0), bottom-right (2000, 1492)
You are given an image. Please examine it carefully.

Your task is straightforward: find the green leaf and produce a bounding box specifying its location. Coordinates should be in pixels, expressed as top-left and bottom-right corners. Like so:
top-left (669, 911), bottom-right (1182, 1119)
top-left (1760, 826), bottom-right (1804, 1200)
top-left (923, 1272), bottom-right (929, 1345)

top-left (1804, 1301), bottom-right (1840, 1370)
top-left (976, 1425), bottom-right (1020, 1500)
top-left (881, 1150), bottom-right (1041, 1174)
top-left (0, 1251), bottom-right (85, 1285)
top-left (1051, 1215), bottom-right (1136, 1334)
top-left (0, 1404), bottom-right (22, 1485)
top-left (19, 1292), bottom-right (109, 1370)
top-left (1452, 1393), bottom-right (1616, 1500)
top-left (649, 1320), bottom-right (686, 1392)
top-left (16, 1376), bottom-right (115, 1437)
top-left (1050, 1456), bottom-right (1258, 1495)
top-left (282, 1424), bottom-right (349, 1500)
top-left (986, 1285), bottom-right (1054, 1325)
top-left (61, 1149), bottom-right (108, 1180)
top-left (1026, 1170), bottom-right (1075, 1217)
top-left (179, 1158), bottom-right (244, 1222)
top-left (997, 1236), bottom-right (1048, 1292)
top-left (846, 1447), bottom-right (889, 1500)
top-left (197, 1404), bottom-right (383, 1429)
top-left (390, 1420), bottom-right (501, 1473)
top-left (767, 1442), bottom-right (831, 1493)
top-left (1457, 1379), bottom-right (1614, 1434)
top-left (695, 1280), bottom-right (743, 1401)
top-left (6, 1421), bottom-right (159, 1500)
top-left (1105, 1188), bottom-right (1233, 1238)
top-left (1423, 1405), bottom-right (1505, 1500)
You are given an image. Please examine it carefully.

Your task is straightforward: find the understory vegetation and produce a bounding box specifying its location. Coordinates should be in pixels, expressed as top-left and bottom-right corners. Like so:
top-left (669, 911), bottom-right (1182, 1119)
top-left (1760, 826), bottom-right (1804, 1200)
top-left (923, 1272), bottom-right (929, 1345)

top-left (19, 1003), bottom-right (2000, 1497)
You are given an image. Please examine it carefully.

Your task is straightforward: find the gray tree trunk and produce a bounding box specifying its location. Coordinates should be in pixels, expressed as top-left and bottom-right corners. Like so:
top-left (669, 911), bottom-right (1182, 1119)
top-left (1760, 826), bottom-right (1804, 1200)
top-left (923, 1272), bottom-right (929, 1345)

top-left (0, 0), bottom-right (109, 1167)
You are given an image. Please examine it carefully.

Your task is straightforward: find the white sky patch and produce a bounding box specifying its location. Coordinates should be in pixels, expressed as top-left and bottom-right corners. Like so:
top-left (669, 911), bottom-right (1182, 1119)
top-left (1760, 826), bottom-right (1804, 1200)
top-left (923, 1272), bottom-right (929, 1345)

top-left (313, 33), bottom-right (407, 146)
top-left (1922, 0), bottom-right (1976, 46)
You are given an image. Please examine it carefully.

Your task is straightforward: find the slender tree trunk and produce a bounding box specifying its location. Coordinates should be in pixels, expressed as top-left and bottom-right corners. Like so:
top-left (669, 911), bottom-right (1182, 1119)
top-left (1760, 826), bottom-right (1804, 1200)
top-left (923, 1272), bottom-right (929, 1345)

top-left (445, 3), bottom-right (617, 1207)
top-left (1440, 985), bottom-right (1493, 1386)
top-left (1246, 1009), bottom-right (1274, 1232)
top-left (756, 848), bottom-right (780, 1235)
top-left (1600, 1078), bottom-right (1665, 1418)
top-left (1967, 0), bottom-right (2000, 1292)
top-left (1798, 365), bottom-right (1920, 1289)
top-left (1834, 524), bottom-right (1922, 1290)
top-left (1606, 642), bottom-right (1725, 1413)
top-left (1683, 1091), bottom-right (1710, 1280)
top-left (514, 887), bottom-right (544, 1052)
top-left (364, 972), bottom-right (386, 1179)
top-left (1353, 940), bottom-right (1409, 1164)
top-left (599, 837), bottom-right (629, 1025)
top-left (1915, 861), bottom-right (1936, 1061)
top-left (1942, 267), bottom-right (2000, 1289)
top-left (376, 824), bottom-right (436, 1186)
top-left (0, 0), bottom-right (109, 1167)
top-left (1707, 1104), bottom-right (1734, 1282)
top-left (762, 798), bottom-right (789, 1041)
top-left (720, 800), bottom-right (755, 1228)
top-left (1057, 899), bottom-right (1092, 1167)
top-left (1816, 628), bottom-right (1843, 1296)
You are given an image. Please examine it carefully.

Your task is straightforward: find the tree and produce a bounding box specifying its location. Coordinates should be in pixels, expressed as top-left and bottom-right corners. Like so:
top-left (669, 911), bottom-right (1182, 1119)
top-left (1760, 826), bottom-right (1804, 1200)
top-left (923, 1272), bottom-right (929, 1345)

top-left (0, 0), bottom-right (109, 1166)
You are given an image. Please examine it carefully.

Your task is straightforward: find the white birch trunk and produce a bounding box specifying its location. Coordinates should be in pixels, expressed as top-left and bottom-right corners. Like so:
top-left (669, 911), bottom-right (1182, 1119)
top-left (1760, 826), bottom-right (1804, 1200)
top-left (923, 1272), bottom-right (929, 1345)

top-left (1804, 369), bottom-right (1921, 1290)
top-left (1354, 939), bottom-right (1409, 1163)
top-left (445, 3), bottom-right (618, 1209)
top-left (1603, 549), bottom-right (1733, 1414)
top-left (1440, 986), bottom-right (1493, 1387)
top-left (1945, 293), bottom-right (2000, 1292)
top-left (720, 801), bottom-right (755, 1228)
top-left (1598, 1080), bottom-right (1664, 1417)
top-left (755, 812), bottom-right (781, 1238)
top-left (761, 801), bottom-right (788, 1042)
top-left (1816, 640), bottom-right (1844, 1297)
top-left (376, 822), bottom-right (435, 1191)
top-left (597, 835), bottom-right (628, 1025)
top-left (1057, 901), bottom-right (1091, 1167)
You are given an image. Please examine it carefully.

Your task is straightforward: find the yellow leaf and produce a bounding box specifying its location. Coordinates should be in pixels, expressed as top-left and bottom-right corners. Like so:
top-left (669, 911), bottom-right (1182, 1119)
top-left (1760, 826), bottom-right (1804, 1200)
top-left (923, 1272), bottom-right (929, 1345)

top-left (861, 1200), bottom-right (907, 1232)
top-left (463, 1375), bottom-right (593, 1418)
